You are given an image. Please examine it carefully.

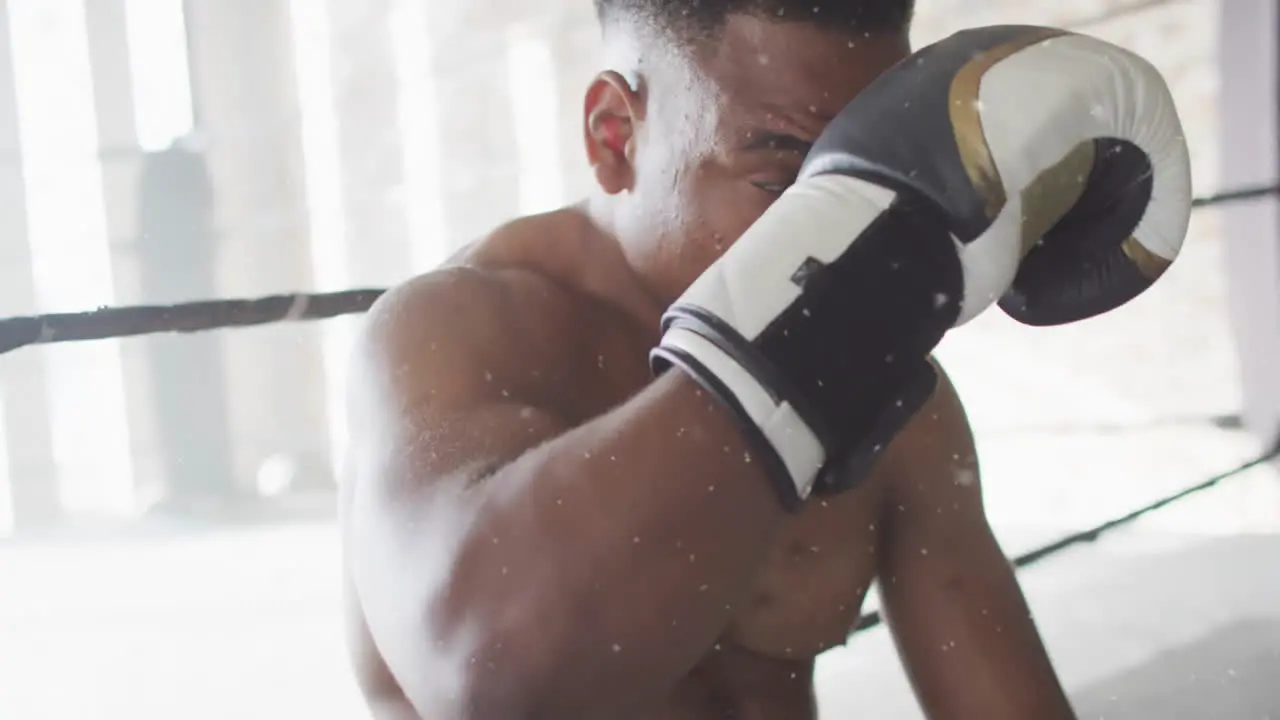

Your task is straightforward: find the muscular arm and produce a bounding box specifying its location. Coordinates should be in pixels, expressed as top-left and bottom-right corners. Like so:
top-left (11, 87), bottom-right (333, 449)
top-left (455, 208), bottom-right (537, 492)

top-left (876, 365), bottom-right (1075, 720)
top-left (343, 268), bottom-right (791, 719)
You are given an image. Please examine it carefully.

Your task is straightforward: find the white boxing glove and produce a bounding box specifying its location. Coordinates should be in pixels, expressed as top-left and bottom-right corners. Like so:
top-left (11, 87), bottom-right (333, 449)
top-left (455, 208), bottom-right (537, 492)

top-left (651, 25), bottom-right (1191, 509)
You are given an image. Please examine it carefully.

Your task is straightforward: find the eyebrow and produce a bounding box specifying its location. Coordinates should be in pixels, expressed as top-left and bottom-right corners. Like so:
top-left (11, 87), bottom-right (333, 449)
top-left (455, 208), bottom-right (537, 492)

top-left (739, 130), bottom-right (813, 155)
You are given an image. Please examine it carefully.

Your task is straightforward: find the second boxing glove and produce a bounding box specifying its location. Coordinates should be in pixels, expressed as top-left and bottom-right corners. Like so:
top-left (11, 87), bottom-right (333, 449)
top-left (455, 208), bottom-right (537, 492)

top-left (651, 25), bottom-right (1191, 510)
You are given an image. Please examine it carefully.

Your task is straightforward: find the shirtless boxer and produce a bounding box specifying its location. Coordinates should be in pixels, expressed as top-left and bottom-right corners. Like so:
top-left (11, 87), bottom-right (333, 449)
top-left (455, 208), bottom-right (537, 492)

top-left (341, 3), bottom-right (1190, 718)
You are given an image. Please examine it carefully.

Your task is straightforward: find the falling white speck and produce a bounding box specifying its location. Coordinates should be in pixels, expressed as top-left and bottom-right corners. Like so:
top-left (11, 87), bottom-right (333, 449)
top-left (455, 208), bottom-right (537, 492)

top-left (758, 53), bottom-right (770, 65)
top-left (612, 643), bottom-right (622, 652)
top-left (633, 536), bottom-right (641, 543)
top-left (689, 554), bottom-right (696, 562)
top-left (598, 354), bottom-right (606, 369)
top-left (519, 407), bottom-right (535, 419)
top-left (801, 307), bottom-right (811, 317)
top-left (920, 548), bottom-right (929, 555)
top-left (556, 498), bottom-right (563, 505)
top-left (953, 468), bottom-right (977, 486)
top-left (972, 99), bottom-right (984, 111)
top-left (743, 452), bottom-right (751, 463)
top-left (699, 584), bottom-right (709, 591)
top-left (808, 105), bottom-right (818, 113)
top-left (933, 292), bottom-right (949, 308)
top-left (501, 566), bottom-right (508, 575)
top-left (484, 371), bottom-right (493, 382)
top-left (885, 354), bottom-right (895, 363)
top-left (890, 261), bottom-right (900, 270)
top-left (708, 484), bottom-right (716, 492)
top-left (847, 40), bottom-right (856, 48)
top-left (500, 389), bottom-right (509, 397)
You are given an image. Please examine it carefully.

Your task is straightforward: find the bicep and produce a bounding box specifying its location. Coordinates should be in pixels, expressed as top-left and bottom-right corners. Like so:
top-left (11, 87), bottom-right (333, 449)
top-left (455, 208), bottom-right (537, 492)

top-left (341, 271), bottom-right (571, 713)
top-left (876, 366), bottom-right (1070, 719)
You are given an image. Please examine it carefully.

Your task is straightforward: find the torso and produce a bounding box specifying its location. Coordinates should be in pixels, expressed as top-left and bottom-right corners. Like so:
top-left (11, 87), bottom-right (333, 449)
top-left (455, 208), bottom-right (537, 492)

top-left (344, 208), bottom-right (898, 719)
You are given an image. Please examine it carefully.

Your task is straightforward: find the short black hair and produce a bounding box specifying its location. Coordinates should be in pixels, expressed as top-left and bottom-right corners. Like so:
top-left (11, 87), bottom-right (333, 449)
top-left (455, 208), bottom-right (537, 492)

top-left (595, 0), bottom-right (914, 38)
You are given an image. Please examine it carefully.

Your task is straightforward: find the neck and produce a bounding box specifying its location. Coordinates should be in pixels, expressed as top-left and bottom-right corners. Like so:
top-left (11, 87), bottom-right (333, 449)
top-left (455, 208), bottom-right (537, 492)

top-left (574, 197), bottom-right (670, 326)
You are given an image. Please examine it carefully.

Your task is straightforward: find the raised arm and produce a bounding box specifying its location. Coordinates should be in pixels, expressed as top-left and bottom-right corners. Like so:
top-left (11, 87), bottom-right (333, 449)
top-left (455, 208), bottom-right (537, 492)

top-left (343, 267), bottom-right (790, 720)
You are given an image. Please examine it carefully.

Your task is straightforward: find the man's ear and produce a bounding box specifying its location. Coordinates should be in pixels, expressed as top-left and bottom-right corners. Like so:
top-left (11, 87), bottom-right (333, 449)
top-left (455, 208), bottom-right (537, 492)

top-left (584, 70), bottom-right (643, 195)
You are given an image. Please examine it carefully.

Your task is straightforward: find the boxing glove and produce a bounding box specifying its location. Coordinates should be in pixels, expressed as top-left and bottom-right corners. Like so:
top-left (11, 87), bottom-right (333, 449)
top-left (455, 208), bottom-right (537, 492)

top-left (650, 25), bottom-right (1191, 510)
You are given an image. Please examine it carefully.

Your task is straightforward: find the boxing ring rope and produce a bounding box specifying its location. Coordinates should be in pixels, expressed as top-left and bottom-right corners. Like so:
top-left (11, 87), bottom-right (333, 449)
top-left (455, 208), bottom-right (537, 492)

top-left (0, 182), bottom-right (1273, 357)
top-left (0, 181), bottom-right (1274, 628)
top-left (850, 441), bottom-right (1280, 634)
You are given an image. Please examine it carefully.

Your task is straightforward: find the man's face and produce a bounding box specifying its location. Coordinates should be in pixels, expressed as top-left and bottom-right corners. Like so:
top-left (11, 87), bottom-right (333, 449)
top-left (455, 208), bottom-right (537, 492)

top-left (589, 15), bottom-right (909, 301)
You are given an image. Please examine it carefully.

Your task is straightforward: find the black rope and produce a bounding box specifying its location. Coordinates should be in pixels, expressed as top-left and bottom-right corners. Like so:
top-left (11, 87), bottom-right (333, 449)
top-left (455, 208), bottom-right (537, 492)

top-left (1191, 183), bottom-right (1280, 208)
top-left (0, 289), bottom-right (385, 355)
top-left (0, 182), bottom-right (1276, 356)
top-left (849, 441), bottom-right (1280, 635)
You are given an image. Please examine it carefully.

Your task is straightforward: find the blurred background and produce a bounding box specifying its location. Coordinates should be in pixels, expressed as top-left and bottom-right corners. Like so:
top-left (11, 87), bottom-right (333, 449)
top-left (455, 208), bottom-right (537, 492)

top-left (0, 0), bottom-right (1277, 717)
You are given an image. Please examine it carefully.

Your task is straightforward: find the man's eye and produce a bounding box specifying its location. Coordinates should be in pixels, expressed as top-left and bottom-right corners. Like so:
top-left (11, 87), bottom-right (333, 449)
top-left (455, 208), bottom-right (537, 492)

top-left (751, 180), bottom-right (793, 195)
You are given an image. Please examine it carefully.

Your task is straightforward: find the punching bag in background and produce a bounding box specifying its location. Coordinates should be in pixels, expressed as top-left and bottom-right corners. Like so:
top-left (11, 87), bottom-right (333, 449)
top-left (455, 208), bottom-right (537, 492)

top-left (136, 136), bottom-right (236, 509)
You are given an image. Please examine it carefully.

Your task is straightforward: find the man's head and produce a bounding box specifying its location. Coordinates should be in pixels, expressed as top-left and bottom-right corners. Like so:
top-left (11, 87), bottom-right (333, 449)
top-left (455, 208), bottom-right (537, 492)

top-left (583, 0), bottom-right (914, 302)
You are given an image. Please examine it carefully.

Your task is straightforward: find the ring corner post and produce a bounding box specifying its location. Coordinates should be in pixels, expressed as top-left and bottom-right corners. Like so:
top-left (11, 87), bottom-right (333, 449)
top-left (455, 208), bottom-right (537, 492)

top-left (1220, 0), bottom-right (1280, 452)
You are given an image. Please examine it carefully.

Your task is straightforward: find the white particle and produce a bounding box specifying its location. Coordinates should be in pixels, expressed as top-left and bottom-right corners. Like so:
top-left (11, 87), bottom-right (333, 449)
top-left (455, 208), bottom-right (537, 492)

top-left (612, 643), bottom-right (622, 652)
top-left (933, 292), bottom-right (949, 308)
top-left (484, 371), bottom-right (493, 382)
top-left (633, 536), bottom-right (641, 543)
top-left (699, 584), bottom-right (709, 591)
top-left (920, 548), bottom-right (929, 555)
top-left (598, 354), bottom-right (605, 369)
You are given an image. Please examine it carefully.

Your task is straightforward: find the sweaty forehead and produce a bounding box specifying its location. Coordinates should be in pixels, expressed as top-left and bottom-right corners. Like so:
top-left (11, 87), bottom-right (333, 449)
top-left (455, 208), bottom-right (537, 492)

top-left (694, 14), bottom-right (908, 137)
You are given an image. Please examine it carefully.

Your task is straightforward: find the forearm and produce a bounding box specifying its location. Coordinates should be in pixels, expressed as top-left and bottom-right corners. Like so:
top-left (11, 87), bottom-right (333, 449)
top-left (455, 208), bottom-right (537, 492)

top-left (442, 371), bottom-right (788, 717)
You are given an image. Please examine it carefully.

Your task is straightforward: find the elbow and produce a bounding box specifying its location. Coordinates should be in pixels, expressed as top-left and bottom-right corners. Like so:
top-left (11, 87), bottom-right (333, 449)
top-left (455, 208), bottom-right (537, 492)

top-left (401, 596), bottom-right (574, 720)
